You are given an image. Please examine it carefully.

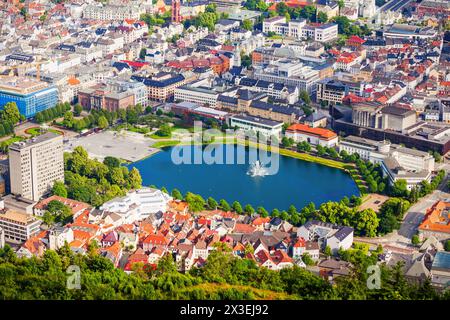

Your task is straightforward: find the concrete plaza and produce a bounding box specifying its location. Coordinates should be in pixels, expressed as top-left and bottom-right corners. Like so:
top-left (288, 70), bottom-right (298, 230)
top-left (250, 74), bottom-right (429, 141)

top-left (64, 130), bottom-right (159, 162)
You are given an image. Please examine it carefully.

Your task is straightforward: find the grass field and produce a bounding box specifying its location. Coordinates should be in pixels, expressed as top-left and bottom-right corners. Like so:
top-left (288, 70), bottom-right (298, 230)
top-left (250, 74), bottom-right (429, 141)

top-left (25, 127), bottom-right (64, 136)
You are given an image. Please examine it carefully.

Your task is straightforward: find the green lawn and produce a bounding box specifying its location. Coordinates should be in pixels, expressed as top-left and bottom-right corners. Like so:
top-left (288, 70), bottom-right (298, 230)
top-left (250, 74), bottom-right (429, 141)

top-left (148, 133), bottom-right (171, 140)
top-left (25, 127), bottom-right (63, 136)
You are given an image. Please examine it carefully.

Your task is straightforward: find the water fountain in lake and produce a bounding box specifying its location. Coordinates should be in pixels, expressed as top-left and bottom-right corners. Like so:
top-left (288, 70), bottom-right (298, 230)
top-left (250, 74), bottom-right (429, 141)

top-left (247, 160), bottom-right (269, 177)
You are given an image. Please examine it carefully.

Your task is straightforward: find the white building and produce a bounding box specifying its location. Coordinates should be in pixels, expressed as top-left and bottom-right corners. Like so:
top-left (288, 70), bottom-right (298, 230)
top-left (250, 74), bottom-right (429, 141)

top-left (297, 220), bottom-right (354, 255)
top-left (0, 210), bottom-right (42, 242)
top-left (339, 135), bottom-right (435, 189)
top-left (99, 188), bottom-right (173, 225)
top-left (83, 3), bottom-right (145, 21)
top-left (253, 60), bottom-right (320, 94)
top-left (229, 114), bottom-right (283, 138)
top-left (9, 133), bottom-right (64, 202)
top-left (0, 226), bottom-right (4, 249)
top-left (285, 124), bottom-right (339, 147)
top-left (263, 17), bottom-right (338, 42)
top-left (48, 227), bottom-right (74, 250)
top-left (174, 78), bottom-right (219, 108)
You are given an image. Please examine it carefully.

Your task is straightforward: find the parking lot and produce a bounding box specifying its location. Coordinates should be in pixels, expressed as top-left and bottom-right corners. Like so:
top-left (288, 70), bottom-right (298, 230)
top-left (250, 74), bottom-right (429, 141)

top-left (64, 130), bottom-right (160, 162)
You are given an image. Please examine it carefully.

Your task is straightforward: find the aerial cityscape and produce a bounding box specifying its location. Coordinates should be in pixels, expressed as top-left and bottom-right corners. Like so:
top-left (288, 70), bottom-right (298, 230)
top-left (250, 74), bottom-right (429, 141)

top-left (0, 0), bottom-right (450, 304)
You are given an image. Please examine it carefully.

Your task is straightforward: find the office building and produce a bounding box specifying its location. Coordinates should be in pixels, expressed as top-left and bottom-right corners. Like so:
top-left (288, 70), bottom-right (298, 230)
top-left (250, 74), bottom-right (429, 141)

top-left (229, 115), bottom-right (283, 138)
top-left (0, 210), bottom-right (42, 242)
top-left (9, 132), bottom-right (64, 201)
top-left (0, 77), bottom-right (58, 118)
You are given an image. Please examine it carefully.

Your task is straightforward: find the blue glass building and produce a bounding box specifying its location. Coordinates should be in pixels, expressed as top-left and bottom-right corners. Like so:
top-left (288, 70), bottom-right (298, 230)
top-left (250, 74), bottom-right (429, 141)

top-left (0, 85), bottom-right (59, 119)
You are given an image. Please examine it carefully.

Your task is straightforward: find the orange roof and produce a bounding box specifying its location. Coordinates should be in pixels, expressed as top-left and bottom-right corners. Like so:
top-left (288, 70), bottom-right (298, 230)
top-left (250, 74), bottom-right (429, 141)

top-left (102, 242), bottom-right (122, 257)
top-left (168, 200), bottom-right (189, 212)
top-left (347, 35), bottom-right (365, 44)
top-left (35, 195), bottom-right (90, 215)
top-left (68, 78), bottom-right (80, 85)
top-left (293, 237), bottom-right (306, 248)
top-left (69, 240), bottom-right (84, 248)
top-left (418, 201), bottom-right (450, 234)
top-left (286, 124), bottom-right (337, 140)
top-left (234, 223), bottom-right (256, 234)
top-left (252, 217), bottom-right (270, 226)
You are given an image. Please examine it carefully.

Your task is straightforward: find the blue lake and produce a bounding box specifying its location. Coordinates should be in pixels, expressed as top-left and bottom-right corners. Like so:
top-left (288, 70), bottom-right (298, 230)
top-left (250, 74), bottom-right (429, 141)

top-left (127, 144), bottom-right (360, 211)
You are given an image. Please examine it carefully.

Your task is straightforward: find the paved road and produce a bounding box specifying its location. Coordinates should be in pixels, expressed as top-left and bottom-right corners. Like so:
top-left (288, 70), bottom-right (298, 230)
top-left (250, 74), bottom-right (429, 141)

top-left (355, 173), bottom-right (449, 253)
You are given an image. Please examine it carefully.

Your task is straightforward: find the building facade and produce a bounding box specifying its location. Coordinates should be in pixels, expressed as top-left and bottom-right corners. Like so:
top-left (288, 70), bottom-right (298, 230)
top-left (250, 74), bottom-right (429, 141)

top-left (9, 132), bottom-right (64, 201)
top-left (0, 210), bottom-right (41, 242)
top-left (0, 77), bottom-right (58, 119)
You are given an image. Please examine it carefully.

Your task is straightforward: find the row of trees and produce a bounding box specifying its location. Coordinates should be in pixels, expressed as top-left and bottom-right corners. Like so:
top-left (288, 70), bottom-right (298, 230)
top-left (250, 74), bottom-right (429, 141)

top-left (34, 102), bottom-right (71, 124)
top-left (0, 244), bottom-right (446, 300)
top-left (58, 147), bottom-right (142, 207)
top-left (62, 104), bottom-right (145, 132)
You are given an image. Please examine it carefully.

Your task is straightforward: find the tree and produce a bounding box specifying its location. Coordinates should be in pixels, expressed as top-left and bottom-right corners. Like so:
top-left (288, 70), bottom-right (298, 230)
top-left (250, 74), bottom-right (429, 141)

top-left (207, 197), bottom-right (218, 210)
top-left (45, 200), bottom-right (73, 224)
top-left (324, 245), bottom-right (332, 257)
top-left (103, 156), bottom-right (121, 168)
top-left (0, 102), bottom-right (21, 125)
top-left (73, 104), bottom-right (83, 116)
top-left (317, 11), bottom-right (328, 23)
top-left (241, 53), bottom-right (252, 69)
top-left (445, 240), bottom-right (450, 252)
top-left (172, 188), bottom-right (183, 200)
top-left (232, 201), bottom-right (243, 214)
top-left (126, 108), bottom-right (138, 124)
top-left (51, 181), bottom-right (68, 198)
top-left (300, 5), bottom-right (316, 21)
top-left (391, 179), bottom-right (408, 198)
top-left (244, 204), bottom-right (255, 215)
top-left (219, 199), bottom-right (231, 211)
top-left (276, 2), bottom-right (288, 16)
top-left (156, 124), bottom-right (171, 137)
top-left (97, 116), bottom-right (109, 129)
top-left (128, 167), bottom-right (142, 189)
top-left (257, 206), bottom-right (269, 218)
top-left (411, 235), bottom-right (420, 246)
top-left (299, 90), bottom-right (311, 105)
top-left (242, 19), bottom-right (253, 31)
top-left (302, 253), bottom-right (315, 266)
top-left (63, 111), bottom-right (74, 128)
top-left (185, 192), bottom-right (205, 212)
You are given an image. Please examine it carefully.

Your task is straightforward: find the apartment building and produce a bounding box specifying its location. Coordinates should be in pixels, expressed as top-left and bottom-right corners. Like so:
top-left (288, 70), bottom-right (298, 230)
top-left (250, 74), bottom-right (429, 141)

top-left (0, 210), bottom-right (41, 242)
top-left (83, 3), bottom-right (145, 21)
top-left (132, 73), bottom-right (186, 102)
top-left (263, 17), bottom-right (338, 42)
top-left (9, 132), bottom-right (64, 202)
